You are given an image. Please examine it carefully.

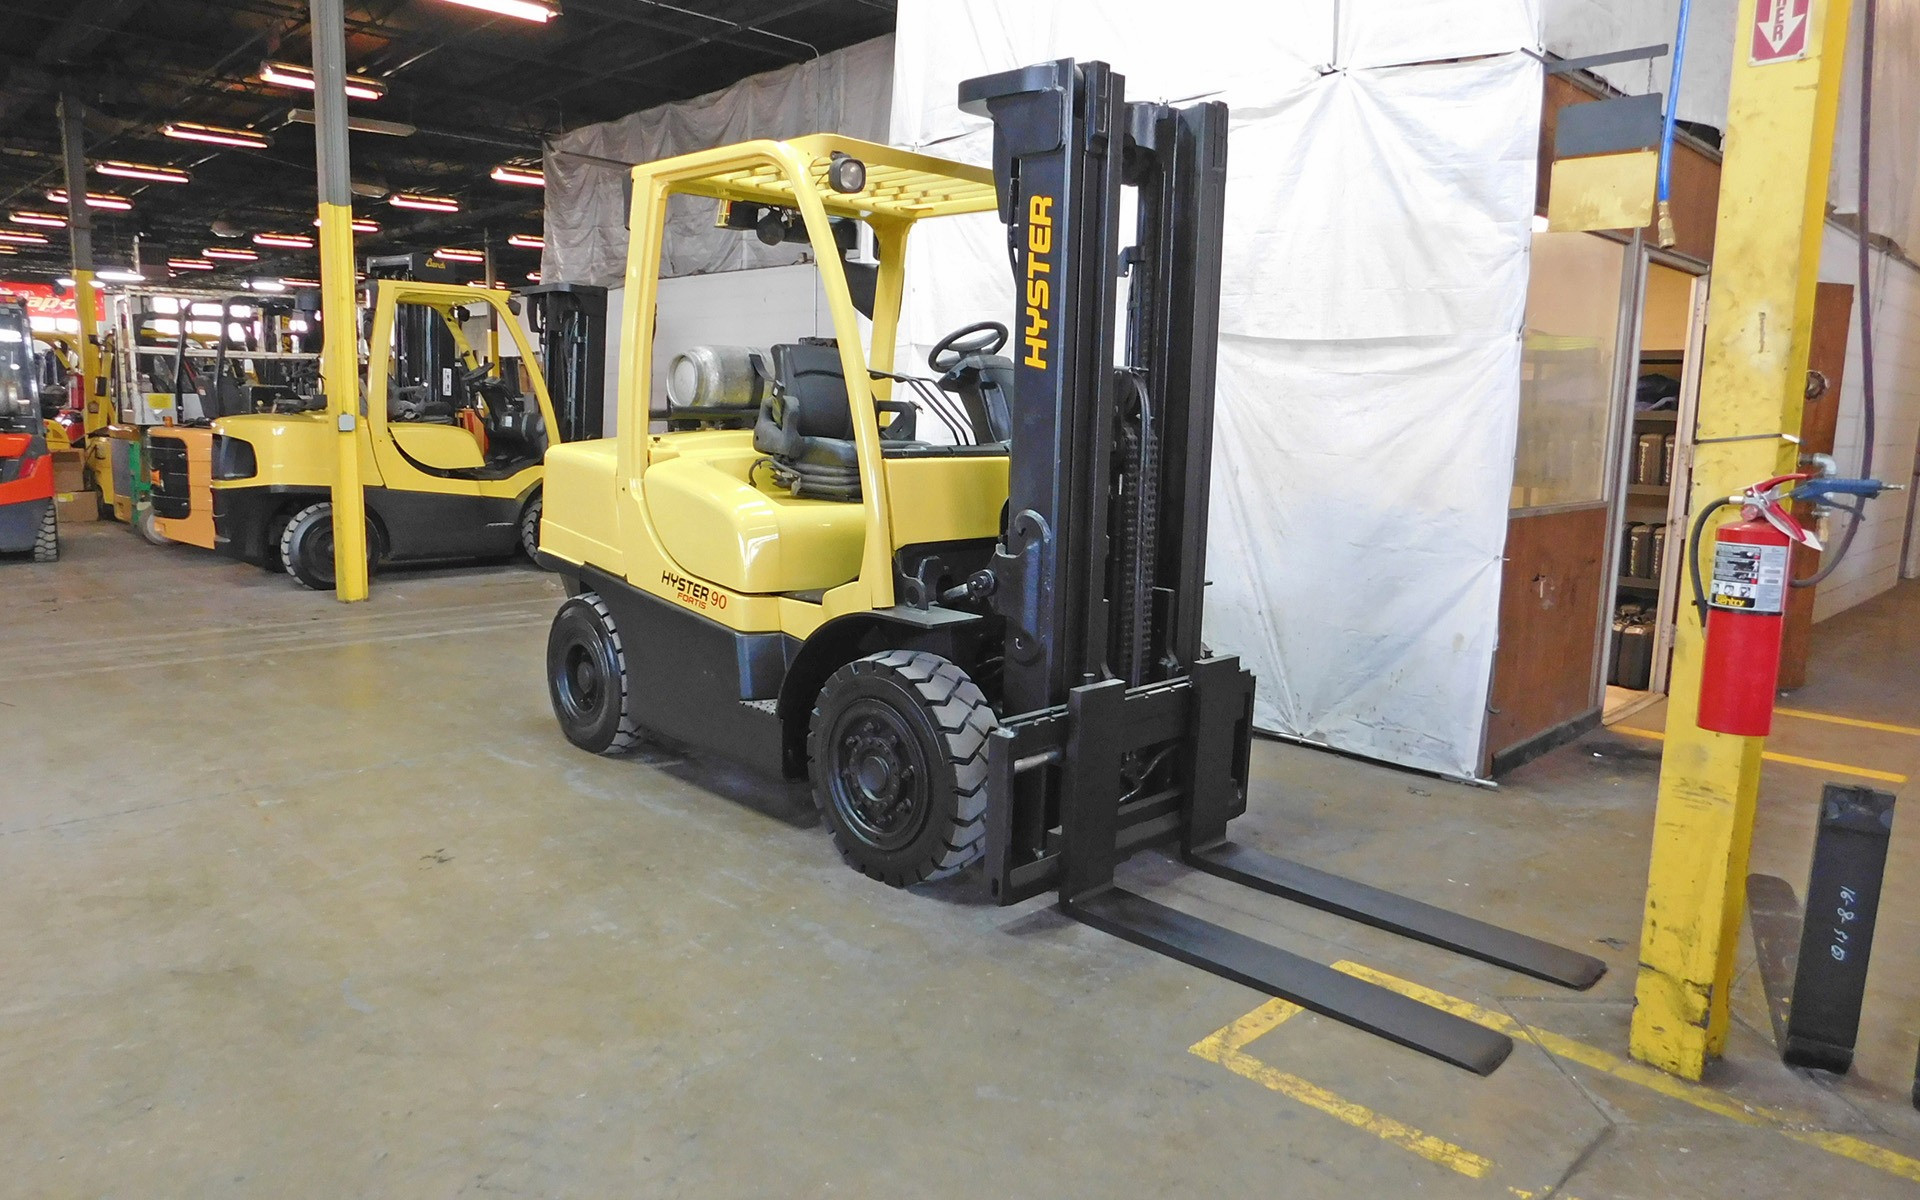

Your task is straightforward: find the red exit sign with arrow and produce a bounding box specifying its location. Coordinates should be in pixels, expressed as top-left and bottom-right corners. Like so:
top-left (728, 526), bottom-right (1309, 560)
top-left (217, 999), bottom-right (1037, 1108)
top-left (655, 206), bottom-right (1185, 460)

top-left (1752, 0), bottom-right (1812, 64)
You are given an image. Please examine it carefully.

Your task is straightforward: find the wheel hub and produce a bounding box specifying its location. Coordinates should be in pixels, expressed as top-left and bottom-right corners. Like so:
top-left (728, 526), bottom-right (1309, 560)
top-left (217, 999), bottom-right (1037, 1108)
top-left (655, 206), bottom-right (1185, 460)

top-left (830, 705), bottom-right (926, 850)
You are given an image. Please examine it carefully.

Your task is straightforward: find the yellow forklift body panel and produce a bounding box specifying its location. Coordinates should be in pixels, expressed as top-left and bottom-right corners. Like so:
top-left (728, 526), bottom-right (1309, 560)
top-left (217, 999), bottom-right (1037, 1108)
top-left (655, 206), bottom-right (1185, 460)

top-left (643, 432), bottom-right (866, 595)
top-left (883, 455), bottom-right (1008, 546)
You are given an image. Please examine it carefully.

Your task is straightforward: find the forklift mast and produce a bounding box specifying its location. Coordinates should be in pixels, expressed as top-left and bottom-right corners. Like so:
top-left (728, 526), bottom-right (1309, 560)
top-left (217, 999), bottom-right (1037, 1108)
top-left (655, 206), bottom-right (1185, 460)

top-left (521, 282), bottom-right (607, 443)
top-left (959, 61), bottom-right (1605, 1075)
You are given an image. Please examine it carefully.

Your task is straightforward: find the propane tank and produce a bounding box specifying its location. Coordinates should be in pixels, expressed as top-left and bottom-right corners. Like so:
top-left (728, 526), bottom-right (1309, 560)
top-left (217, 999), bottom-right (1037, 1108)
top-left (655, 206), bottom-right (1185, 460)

top-left (1698, 516), bottom-right (1793, 735)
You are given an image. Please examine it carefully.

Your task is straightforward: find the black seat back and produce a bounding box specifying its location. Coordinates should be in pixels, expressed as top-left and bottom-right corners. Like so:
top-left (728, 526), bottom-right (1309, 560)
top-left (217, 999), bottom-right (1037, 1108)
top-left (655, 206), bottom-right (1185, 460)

top-left (753, 340), bottom-right (862, 501)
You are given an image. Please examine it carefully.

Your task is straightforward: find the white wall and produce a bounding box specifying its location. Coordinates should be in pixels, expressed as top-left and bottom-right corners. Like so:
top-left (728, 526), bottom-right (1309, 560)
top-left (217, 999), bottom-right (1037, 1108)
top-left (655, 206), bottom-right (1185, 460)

top-left (597, 264), bottom-right (840, 437)
top-left (1814, 224), bottom-right (1920, 618)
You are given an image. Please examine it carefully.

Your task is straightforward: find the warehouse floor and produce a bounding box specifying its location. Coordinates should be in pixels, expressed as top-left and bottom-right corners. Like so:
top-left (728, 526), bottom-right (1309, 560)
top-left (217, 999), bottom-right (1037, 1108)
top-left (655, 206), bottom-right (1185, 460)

top-left (5, 525), bottom-right (1918, 1199)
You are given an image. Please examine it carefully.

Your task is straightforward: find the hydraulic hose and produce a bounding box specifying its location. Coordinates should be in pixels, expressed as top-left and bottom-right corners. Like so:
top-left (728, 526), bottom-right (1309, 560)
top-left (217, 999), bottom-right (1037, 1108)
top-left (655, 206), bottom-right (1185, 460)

top-left (1794, 0), bottom-right (1878, 589)
top-left (1655, 0), bottom-right (1695, 246)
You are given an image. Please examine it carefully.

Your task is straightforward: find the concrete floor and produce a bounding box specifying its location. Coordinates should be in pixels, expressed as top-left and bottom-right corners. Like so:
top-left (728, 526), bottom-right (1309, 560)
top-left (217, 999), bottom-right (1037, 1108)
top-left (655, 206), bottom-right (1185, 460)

top-left (4, 524), bottom-right (1918, 1199)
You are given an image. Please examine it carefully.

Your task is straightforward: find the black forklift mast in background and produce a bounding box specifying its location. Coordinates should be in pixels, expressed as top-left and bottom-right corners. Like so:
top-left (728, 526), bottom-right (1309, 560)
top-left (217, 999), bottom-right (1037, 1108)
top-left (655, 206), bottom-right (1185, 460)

top-left (960, 59), bottom-right (1605, 1074)
top-left (521, 283), bottom-right (608, 444)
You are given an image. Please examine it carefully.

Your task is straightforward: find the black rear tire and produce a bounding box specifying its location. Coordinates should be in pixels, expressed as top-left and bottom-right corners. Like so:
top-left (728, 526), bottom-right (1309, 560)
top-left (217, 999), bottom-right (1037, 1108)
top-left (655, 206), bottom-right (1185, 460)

top-left (807, 650), bottom-right (995, 886)
top-left (281, 501), bottom-right (377, 591)
top-left (520, 494), bottom-right (543, 561)
top-left (547, 592), bottom-right (641, 754)
top-left (32, 504), bottom-right (58, 562)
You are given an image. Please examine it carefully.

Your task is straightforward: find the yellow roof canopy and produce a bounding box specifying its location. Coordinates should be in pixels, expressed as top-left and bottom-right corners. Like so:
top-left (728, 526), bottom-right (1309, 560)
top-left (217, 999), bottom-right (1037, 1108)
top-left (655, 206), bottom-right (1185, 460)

top-left (670, 134), bottom-right (997, 221)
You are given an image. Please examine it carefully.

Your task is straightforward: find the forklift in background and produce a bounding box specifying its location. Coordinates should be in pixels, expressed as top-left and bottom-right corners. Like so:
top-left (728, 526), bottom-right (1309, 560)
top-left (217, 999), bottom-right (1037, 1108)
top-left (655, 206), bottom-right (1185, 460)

top-left (0, 299), bottom-right (59, 561)
top-left (535, 59), bottom-right (1606, 1074)
top-left (207, 274), bottom-right (562, 589)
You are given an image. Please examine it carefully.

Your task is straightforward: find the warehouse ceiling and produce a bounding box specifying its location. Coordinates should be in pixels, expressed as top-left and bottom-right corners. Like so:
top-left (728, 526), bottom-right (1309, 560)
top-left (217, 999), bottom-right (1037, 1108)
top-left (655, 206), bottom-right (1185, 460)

top-left (0, 0), bottom-right (894, 286)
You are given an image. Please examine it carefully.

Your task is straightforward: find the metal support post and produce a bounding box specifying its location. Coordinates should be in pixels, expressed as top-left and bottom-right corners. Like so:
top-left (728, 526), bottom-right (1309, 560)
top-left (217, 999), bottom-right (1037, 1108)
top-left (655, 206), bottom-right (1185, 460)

top-left (56, 95), bottom-right (105, 435)
top-left (1630, 0), bottom-right (1854, 1078)
top-left (311, 0), bottom-right (369, 601)
top-left (485, 230), bottom-right (500, 370)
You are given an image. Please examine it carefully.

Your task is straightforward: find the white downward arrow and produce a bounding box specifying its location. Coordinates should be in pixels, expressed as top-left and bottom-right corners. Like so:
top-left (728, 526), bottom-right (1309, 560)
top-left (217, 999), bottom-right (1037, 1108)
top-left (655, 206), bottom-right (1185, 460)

top-left (1758, 0), bottom-right (1807, 54)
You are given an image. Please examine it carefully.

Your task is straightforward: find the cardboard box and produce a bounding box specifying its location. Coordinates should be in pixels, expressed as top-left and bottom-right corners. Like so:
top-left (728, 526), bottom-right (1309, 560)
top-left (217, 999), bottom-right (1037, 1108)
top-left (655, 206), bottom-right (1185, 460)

top-left (51, 448), bottom-right (85, 494)
top-left (55, 490), bottom-right (100, 524)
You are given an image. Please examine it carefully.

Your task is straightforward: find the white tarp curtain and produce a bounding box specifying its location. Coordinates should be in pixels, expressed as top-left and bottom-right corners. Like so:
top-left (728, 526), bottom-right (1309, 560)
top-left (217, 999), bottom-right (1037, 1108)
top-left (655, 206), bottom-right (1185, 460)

top-left (892, 1), bottom-right (1543, 777)
top-left (541, 36), bottom-right (895, 288)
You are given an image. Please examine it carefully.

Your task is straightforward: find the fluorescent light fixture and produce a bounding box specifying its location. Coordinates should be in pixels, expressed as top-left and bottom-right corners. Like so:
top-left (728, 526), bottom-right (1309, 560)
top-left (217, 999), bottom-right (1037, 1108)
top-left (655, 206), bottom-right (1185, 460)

top-left (95, 160), bottom-right (191, 184)
top-left (245, 279), bottom-right (288, 292)
top-left (47, 189), bottom-right (133, 212)
top-left (10, 210), bottom-right (67, 228)
top-left (312, 216), bottom-right (380, 234)
top-left (0, 229), bottom-right (51, 245)
top-left (203, 246), bottom-right (260, 261)
top-left (490, 164), bottom-right (544, 187)
top-left (390, 193), bottom-right (460, 213)
top-left (253, 232), bottom-right (316, 249)
top-left (168, 258), bottom-right (215, 271)
top-left (506, 233), bottom-right (543, 250)
top-left (55, 276), bottom-right (77, 286)
top-left (95, 269), bottom-right (147, 283)
top-left (283, 108), bottom-right (416, 138)
top-left (465, 280), bottom-right (509, 290)
top-left (434, 247), bottom-right (484, 263)
top-left (0, 247), bottom-right (16, 256)
top-left (438, 0), bottom-right (559, 22)
top-left (259, 60), bottom-right (387, 101)
top-left (525, 271), bottom-right (540, 283)
top-left (278, 278), bottom-right (321, 288)
top-left (163, 121), bottom-right (271, 150)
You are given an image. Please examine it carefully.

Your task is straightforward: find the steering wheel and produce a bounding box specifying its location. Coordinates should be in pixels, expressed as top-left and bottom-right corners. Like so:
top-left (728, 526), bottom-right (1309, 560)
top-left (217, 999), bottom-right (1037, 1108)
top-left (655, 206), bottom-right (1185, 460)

top-left (928, 321), bottom-right (1009, 373)
top-left (460, 360), bottom-right (496, 388)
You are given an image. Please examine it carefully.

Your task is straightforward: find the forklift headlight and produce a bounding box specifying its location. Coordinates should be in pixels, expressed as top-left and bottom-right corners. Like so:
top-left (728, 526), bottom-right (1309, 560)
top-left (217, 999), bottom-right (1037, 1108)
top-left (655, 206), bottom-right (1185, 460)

top-left (211, 434), bottom-right (257, 480)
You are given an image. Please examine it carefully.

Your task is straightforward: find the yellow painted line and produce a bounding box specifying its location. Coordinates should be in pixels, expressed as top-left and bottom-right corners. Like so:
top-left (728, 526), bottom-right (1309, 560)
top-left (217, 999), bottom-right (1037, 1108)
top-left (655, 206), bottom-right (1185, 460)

top-left (1189, 1003), bottom-right (1495, 1179)
top-left (1333, 961), bottom-right (1920, 1186)
top-left (1775, 706), bottom-right (1920, 738)
top-left (1614, 725), bottom-right (1908, 784)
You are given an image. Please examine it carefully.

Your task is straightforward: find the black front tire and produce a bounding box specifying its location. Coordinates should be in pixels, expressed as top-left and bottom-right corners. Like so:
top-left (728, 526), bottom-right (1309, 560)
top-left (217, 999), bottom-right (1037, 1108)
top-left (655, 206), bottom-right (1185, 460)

top-left (807, 650), bottom-right (995, 887)
top-left (519, 494), bottom-right (543, 561)
top-left (32, 504), bottom-right (58, 562)
top-left (547, 592), bottom-right (640, 754)
top-left (280, 501), bottom-right (377, 591)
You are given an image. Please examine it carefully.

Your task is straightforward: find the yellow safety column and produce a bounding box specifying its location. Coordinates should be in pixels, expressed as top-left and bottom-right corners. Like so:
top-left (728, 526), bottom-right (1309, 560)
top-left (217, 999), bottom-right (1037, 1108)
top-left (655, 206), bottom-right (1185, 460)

top-left (310, 0), bottom-right (369, 601)
top-left (1631, 0), bottom-right (1853, 1077)
top-left (56, 96), bottom-right (106, 436)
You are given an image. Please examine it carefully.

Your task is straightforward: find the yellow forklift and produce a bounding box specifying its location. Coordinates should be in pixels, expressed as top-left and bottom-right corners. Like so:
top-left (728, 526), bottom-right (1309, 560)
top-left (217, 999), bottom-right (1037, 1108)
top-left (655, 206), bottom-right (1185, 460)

top-left (201, 277), bottom-right (561, 588)
top-left (535, 59), bottom-right (1606, 1073)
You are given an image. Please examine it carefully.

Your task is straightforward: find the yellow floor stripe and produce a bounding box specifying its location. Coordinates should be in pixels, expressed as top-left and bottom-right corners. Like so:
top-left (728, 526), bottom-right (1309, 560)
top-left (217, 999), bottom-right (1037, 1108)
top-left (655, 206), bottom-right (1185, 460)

top-left (1332, 961), bottom-right (1920, 1185)
top-left (1189, 1005), bottom-right (1495, 1179)
top-left (1614, 725), bottom-right (1909, 784)
top-left (1774, 706), bottom-right (1920, 738)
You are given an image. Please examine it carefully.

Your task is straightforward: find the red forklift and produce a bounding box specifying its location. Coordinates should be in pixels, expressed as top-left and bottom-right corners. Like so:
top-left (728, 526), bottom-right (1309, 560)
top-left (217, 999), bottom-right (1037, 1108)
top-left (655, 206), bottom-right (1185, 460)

top-left (0, 299), bottom-right (58, 562)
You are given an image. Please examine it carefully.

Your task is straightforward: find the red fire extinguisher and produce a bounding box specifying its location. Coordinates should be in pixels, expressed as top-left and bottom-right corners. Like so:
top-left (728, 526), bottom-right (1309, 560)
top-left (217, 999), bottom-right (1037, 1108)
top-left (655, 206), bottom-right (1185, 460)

top-left (1692, 471), bottom-right (1898, 736)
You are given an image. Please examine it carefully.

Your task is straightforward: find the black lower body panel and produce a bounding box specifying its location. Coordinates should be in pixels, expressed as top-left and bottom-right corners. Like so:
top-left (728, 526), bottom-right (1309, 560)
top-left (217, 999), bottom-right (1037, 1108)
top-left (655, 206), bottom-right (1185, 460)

top-left (0, 496), bottom-right (49, 553)
top-left (1067, 886), bottom-right (1513, 1074)
top-left (566, 561), bottom-right (789, 777)
top-left (1187, 841), bottom-right (1607, 990)
top-left (215, 484), bottom-right (528, 568)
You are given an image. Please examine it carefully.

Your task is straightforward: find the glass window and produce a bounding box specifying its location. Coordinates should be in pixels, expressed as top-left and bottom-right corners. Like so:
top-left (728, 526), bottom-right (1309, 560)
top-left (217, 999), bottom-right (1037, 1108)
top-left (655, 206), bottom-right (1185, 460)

top-left (1511, 232), bottom-right (1626, 510)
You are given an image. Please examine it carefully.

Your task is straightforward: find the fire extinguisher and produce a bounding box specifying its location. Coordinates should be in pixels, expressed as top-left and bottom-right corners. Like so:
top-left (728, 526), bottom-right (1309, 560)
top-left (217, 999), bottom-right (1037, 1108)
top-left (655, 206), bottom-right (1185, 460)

top-left (1690, 472), bottom-right (1895, 735)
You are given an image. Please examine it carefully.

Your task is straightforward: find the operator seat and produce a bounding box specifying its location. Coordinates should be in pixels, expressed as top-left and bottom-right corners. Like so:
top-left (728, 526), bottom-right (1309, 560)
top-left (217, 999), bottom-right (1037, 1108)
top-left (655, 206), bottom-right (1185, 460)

top-left (752, 338), bottom-right (915, 501)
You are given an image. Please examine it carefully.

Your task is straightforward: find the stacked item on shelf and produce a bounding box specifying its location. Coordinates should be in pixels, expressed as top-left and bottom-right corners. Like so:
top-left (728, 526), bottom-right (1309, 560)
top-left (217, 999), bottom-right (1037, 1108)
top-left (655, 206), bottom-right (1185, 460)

top-left (1609, 601), bottom-right (1657, 689)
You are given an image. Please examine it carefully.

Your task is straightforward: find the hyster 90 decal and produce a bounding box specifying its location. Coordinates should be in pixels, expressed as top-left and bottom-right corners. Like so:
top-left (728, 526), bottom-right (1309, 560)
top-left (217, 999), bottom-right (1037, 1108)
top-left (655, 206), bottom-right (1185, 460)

top-left (661, 570), bottom-right (730, 611)
top-left (1023, 194), bottom-right (1053, 368)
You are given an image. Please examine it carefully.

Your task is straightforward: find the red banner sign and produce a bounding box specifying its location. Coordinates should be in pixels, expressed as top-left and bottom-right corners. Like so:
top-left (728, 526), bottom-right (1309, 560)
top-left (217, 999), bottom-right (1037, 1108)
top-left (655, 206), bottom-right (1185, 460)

top-left (0, 281), bottom-right (105, 329)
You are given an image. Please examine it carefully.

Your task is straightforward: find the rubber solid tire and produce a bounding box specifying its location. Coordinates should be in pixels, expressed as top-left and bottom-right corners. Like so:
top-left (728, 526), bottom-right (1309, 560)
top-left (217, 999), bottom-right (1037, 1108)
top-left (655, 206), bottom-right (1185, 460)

top-left (32, 504), bottom-right (58, 562)
top-left (280, 501), bottom-right (376, 591)
top-left (519, 493), bottom-right (543, 561)
top-left (807, 650), bottom-right (996, 886)
top-left (547, 592), bottom-right (641, 754)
